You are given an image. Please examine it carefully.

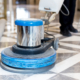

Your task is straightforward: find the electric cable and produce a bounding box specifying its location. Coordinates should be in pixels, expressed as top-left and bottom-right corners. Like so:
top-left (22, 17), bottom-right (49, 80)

top-left (61, 4), bottom-right (70, 16)
top-left (44, 31), bottom-right (55, 40)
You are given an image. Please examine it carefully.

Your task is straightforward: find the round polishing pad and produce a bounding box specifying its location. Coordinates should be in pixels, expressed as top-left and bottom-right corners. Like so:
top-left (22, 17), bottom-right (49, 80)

top-left (1, 47), bottom-right (56, 73)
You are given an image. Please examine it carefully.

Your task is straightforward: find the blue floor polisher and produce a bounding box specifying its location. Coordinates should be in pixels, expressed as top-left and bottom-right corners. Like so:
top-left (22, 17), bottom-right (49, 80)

top-left (1, 19), bottom-right (58, 73)
top-left (1, 19), bottom-right (59, 73)
top-left (0, 0), bottom-right (65, 73)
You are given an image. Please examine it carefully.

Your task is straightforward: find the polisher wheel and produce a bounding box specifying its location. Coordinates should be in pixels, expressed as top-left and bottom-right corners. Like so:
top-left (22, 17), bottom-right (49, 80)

top-left (53, 38), bottom-right (59, 50)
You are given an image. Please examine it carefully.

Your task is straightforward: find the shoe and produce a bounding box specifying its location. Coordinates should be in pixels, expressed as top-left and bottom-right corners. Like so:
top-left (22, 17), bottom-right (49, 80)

top-left (60, 29), bottom-right (72, 37)
top-left (69, 26), bottom-right (78, 33)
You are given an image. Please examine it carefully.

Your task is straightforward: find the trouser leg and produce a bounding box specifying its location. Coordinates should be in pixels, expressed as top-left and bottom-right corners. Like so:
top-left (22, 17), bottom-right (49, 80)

top-left (59, 0), bottom-right (70, 30)
top-left (68, 0), bottom-right (76, 26)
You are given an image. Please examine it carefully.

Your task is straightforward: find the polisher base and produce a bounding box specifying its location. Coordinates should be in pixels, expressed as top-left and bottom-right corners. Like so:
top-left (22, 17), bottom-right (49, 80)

top-left (1, 47), bottom-right (56, 73)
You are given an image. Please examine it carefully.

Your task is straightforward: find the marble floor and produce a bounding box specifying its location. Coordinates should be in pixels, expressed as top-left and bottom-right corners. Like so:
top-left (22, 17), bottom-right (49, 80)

top-left (0, 5), bottom-right (80, 80)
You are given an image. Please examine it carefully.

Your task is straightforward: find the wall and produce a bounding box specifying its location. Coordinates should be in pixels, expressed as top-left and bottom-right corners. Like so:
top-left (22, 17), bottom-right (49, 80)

top-left (0, 0), bottom-right (6, 19)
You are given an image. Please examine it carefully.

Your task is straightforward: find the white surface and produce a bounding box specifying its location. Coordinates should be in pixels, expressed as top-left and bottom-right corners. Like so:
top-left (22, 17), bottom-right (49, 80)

top-left (24, 74), bottom-right (56, 80)
top-left (39, 0), bottom-right (64, 13)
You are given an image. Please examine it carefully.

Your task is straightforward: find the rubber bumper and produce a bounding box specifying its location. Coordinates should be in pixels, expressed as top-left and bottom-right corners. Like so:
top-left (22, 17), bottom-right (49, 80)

top-left (1, 47), bottom-right (56, 69)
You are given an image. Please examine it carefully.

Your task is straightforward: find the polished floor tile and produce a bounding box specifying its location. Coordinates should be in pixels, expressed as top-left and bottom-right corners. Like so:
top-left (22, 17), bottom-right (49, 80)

top-left (0, 75), bottom-right (31, 80)
top-left (23, 74), bottom-right (56, 80)
top-left (62, 62), bottom-right (80, 73)
top-left (57, 48), bottom-right (77, 53)
top-left (60, 36), bottom-right (80, 41)
top-left (61, 73), bottom-right (80, 80)
top-left (56, 53), bottom-right (77, 63)
top-left (0, 42), bottom-right (16, 48)
top-left (59, 42), bottom-right (80, 51)
top-left (50, 53), bottom-right (80, 73)
top-left (48, 74), bottom-right (77, 80)
top-left (0, 37), bottom-right (16, 42)
top-left (60, 41), bottom-right (80, 45)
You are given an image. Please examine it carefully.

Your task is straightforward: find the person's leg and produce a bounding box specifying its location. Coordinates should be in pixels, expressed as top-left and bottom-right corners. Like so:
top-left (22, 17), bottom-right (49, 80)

top-left (59, 0), bottom-right (70, 30)
top-left (68, 0), bottom-right (76, 26)
top-left (68, 0), bottom-right (78, 33)
top-left (59, 0), bottom-right (71, 36)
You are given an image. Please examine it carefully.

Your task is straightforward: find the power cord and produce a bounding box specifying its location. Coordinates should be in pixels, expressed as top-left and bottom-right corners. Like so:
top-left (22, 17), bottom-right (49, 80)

top-left (61, 4), bottom-right (70, 16)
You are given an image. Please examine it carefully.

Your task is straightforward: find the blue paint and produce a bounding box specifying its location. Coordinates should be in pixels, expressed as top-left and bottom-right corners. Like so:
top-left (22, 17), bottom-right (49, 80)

top-left (15, 19), bottom-right (43, 26)
top-left (1, 50), bottom-right (56, 69)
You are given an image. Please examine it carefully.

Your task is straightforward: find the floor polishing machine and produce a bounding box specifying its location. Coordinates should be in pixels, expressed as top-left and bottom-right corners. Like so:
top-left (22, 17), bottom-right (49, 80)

top-left (1, 0), bottom-right (64, 73)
